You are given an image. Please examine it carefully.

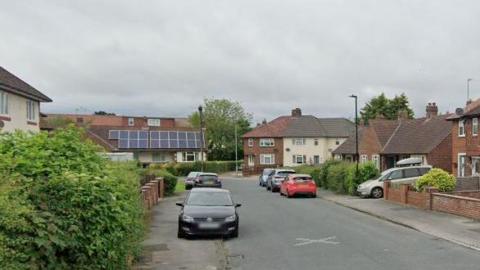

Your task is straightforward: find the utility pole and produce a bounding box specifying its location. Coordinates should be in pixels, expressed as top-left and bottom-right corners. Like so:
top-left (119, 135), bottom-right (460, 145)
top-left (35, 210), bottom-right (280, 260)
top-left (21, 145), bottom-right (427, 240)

top-left (467, 78), bottom-right (473, 102)
top-left (198, 106), bottom-right (205, 172)
top-left (235, 122), bottom-right (238, 176)
top-left (349, 94), bottom-right (359, 176)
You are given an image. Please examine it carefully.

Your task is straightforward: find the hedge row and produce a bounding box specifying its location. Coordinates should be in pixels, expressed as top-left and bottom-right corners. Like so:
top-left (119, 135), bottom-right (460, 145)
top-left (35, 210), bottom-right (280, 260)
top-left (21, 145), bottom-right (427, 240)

top-left (145, 168), bottom-right (178, 196)
top-left (295, 160), bottom-right (380, 195)
top-left (151, 161), bottom-right (241, 176)
top-left (0, 127), bottom-right (144, 269)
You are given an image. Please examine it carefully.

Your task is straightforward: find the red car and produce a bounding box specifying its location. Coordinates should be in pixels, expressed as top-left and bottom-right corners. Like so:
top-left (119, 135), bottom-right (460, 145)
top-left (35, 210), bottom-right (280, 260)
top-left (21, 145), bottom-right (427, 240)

top-left (280, 174), bottom-right (317, 198)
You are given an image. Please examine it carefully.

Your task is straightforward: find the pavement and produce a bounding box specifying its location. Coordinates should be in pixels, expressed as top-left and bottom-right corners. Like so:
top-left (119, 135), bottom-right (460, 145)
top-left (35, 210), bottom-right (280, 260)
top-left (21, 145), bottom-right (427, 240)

top-left (317, 189), bottom-right (480, 251)
top-left (135, 178), bottom-right (480, 270)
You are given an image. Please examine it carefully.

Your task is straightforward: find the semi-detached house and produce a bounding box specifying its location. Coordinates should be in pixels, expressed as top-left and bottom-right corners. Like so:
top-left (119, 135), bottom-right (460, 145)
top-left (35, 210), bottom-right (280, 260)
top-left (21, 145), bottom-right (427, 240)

top-left (242, 108), bottom-right (353, 175)
top-left (0, 67), bottom-right (52, 132)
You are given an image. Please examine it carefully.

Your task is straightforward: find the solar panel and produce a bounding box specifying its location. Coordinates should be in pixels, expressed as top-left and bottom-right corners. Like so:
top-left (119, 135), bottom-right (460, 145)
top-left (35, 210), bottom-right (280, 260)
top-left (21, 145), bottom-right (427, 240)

top-left (109, 130), bottom-right (119, 139)
top-left (112, 130), bottom-right (202, 149)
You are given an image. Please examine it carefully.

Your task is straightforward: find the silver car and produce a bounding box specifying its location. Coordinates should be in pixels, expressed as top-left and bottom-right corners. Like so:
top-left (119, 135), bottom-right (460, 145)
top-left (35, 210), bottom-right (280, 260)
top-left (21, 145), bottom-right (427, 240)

top-left (357, 165), bottom-right (431, 199)
top-left (266, 169), bottom-right (296, 192)
top-left (259, 168), bottom-right (274, 187)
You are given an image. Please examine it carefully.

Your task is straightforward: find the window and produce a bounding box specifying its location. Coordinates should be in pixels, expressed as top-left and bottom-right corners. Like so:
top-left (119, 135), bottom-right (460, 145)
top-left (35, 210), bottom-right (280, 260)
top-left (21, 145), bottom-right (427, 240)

top-left (360, 154), bottom-right (368, 163)
top-left (473, 118), bottom-right (479, 136)
top-left (248, 138), bottom-right (254, 147)
top-left (419, 168), bottom-right (431, 176)
top-left (313, 155), bottom-right (320, 164)
top-left (458, 120), bottom-right (465, 137)
top-left (259, 138), bottom-right (275, 147)
top-left (153, 152), bottom-right (168, 163)
top-left (182, 152), bottom-right (197, 162)
top-left (314, 139), bottom-right (319, 146)
top-left (293, 155), bottom-right (306, 164)
top-left (387, 170), bottom-right (403, 180)
top-left (292, 138), bottom-right (306, 145)
top-left (372, 154), bottom-right (380, 169)
top-left (26, 100), bottom-right (36, 121)
top-left (128, 117), bottom-right (135, 126)
top-left (458, 154), bottom-right (467, 177)
top-left (260, 154), bottom-right (275, 165)
top-left (248, 155), bottom-right (254, 166)
top-left (404, 168), bottom-right (420, 178)
top-left (147, 118), bottom-right (161, 127)
top-left (336, 140), bottom-right (340, 145)
top-left (0, 91), bottom-right (8, 115)
top-left (472, 157), bottom-right (480, 176)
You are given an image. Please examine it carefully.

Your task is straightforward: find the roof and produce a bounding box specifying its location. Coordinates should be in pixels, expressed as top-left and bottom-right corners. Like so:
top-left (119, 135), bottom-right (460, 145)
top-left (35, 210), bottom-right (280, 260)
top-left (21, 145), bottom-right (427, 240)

top-left (447, 99), bottom-right (480, 120)
top-left (332, 127), bottom-right (366, 155)
top-left (190, 188), bottom-right (229, 193)
top-left (0, 67), bottom-right (52, 102)
top-left (242, 115), bottom-right (353, 138)
top-left (382, 114), bottom-right (452, 154)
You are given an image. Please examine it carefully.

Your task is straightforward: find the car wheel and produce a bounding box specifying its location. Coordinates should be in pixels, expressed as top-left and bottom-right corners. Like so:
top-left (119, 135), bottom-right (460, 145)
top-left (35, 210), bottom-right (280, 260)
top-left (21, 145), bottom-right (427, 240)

top-left (286, 190), bottom-right (292, 198)
top-left (266, 184), bottom-right (271, 191)
top-left (231, 225), bottom-right (239, 238)
top-left (311, 193), bottom-right (317, 198)
top-left (177, 225), bottom-right (185, 238)
top-left (371, 187), bottom-right (384, 199)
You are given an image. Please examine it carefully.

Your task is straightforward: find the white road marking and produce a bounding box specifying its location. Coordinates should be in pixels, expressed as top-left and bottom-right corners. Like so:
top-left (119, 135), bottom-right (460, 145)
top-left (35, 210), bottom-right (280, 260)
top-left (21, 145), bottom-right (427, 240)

top-left (294, 236), bottom-right (340, 247)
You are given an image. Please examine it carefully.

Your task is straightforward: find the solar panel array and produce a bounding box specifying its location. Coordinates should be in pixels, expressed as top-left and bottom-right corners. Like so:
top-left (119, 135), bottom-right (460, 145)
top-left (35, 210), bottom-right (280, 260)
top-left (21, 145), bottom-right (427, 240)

top-left (108, 130), bottom-right (202, 149)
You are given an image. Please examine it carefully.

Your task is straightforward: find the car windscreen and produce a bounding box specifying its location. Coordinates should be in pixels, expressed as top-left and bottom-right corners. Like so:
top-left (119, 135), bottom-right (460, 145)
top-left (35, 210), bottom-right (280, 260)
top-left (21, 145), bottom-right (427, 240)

top-left (263, 169), bottom-right (273, 175)
top-left (277, 171), bottom-right (295, 177)
top-left (187, 172), bottom-right (198, 177)
top-left (293, 176), bottom-right (312, 181)
top-left (199, 175), bottom-right (218, 181)
top-left (187, 192), bottom-right (233, 206)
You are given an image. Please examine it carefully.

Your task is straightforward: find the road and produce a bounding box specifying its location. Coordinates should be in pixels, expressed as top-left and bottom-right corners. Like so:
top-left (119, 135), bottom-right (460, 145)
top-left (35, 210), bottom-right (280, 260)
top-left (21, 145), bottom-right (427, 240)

top-left (137, 177), bottom-right (480, 270)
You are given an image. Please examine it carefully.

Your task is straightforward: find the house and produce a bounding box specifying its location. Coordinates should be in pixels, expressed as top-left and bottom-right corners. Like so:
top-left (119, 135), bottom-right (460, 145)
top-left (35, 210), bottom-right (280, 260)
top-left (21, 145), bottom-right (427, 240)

top-left (447, 99), bottom-right (480, 177)
top-left (242, 108), bottom-right (354, 175)
top-left (333, 103), bottom-right (452, 172)
top-left (0, 67), bottom-right (52, 132)
top-left (42, 113), bottom-right (206, 165)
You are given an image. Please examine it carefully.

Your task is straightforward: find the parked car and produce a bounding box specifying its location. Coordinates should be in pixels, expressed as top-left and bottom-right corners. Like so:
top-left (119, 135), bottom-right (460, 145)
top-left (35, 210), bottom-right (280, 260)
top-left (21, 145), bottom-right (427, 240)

top-left (176, 188), bottom-right (241, 238)
top-left (280, 174), bottom-right (317, 198)
top-left (185, 171), bottom-right (201, 190)
top-left (194, 172), bottom-right (222, 188)
top-left (266, 169), bottom-right (296, 192)
top-left (357, 165), bottom-right (432, 199)
top-left (259, 168), bottom-right (274, 187)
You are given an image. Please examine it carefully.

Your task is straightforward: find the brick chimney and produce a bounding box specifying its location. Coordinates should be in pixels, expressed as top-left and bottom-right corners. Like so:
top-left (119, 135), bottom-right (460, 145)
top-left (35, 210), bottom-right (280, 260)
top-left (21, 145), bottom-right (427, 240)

top-left (291, 108), bottom-right (302, 117)
top-left (426, 102), bottom-right (438, 118)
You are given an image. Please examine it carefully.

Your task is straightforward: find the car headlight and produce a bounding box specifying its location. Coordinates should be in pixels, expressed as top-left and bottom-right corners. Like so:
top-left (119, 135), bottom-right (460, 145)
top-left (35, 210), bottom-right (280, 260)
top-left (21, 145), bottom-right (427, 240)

top-left (225, 215), bottom-right (236, 222)
top-left (182, 215), bottom-right (194, 222)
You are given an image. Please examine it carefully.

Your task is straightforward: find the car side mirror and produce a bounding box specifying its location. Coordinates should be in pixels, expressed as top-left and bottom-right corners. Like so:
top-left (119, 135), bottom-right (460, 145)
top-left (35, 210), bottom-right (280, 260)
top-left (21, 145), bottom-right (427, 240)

top-left (235, 203), bottom-right (242, 208)
top-left (176, 202), bottom-right (184, 207)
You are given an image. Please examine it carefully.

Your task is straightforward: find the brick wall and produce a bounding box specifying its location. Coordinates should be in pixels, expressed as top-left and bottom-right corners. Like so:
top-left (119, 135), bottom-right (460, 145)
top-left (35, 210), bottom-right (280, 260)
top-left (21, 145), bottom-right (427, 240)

top-left (427, 134), bottom-right (452, 173)
top-left (431, 193), bottom-right (480, 220)
top-left (456, 176), bottom-right (480, 191)
top-left (243, 137), bottom-right (284, 175)
top-left (451, 122), bottom-right (465, 176)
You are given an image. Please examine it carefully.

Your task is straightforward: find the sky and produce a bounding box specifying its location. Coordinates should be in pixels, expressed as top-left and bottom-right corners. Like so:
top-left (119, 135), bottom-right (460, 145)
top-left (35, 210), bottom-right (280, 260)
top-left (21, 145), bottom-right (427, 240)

top-left (1, 0), bottom-right (479, 124)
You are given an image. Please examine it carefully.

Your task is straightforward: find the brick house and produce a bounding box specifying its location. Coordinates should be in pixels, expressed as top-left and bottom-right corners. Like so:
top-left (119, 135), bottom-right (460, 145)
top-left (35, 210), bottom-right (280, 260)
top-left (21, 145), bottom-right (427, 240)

top-left (447, 99), bottom-right (480, 177)
top-left (42, 113), bottom-right (206, 165)
top-left (0, 67), bottom-right (52, 132)
top-left (334, 103), bottom-right (452, 172)
top-left (242, 108), bottom-right (353, 175)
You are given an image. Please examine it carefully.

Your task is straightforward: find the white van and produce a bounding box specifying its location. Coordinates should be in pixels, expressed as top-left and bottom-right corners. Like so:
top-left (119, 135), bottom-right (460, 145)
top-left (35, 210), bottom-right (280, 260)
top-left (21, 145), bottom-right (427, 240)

top-left (357, 165), bottom-right (431, 199)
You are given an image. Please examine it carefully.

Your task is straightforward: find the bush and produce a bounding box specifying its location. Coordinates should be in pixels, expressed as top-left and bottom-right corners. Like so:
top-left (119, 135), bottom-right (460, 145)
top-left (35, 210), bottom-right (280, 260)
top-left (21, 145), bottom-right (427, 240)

top-left (415, 168), bottom-right (456, 192)
top-left (0, 127), bottom-right (144, 269)
top-left (318, 160), bottom-right (341, 188)
top-left (147, 169), bottom-right (178, 196)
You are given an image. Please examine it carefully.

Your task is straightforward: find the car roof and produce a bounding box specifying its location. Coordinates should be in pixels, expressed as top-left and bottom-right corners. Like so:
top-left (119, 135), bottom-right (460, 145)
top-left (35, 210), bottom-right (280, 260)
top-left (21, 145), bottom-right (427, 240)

top-left (198, 172), bottom-right (218, 176)
top-left (274, 168), bottom-right (295, 173)
top-left (190, 188), bottom-right (229, 193)
top-left (289, 174), bottom-right (312, 178)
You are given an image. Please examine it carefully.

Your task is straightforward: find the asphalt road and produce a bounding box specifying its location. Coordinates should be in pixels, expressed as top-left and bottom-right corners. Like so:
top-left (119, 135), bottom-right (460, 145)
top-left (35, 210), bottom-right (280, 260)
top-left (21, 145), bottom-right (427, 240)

top-left (222, 178), bottom-right (480, 270)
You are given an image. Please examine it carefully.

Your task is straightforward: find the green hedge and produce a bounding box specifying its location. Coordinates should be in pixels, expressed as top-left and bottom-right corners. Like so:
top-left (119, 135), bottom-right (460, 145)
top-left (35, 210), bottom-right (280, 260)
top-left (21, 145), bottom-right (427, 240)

top-left (146, 168), bottom-right (178, 196)
top-left (154, 161), bottom-right (241, 176)
top-left (416, 168), bottom-right (456, 192)
top-left (0, 127), bottom-right (144, 269)
top-left (296, 161), bottom-right (379, 195)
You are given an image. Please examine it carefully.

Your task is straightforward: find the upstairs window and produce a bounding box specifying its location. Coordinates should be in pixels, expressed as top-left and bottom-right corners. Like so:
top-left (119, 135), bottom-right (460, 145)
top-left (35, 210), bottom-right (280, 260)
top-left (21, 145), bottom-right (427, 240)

top-left (128, 117), bottom-right (135, 126)
top-left (314, 139), bottom-right (319, 146)
top-left (458, 120), bottom-right (465, 137)
top-left (473, 118), bottom-right (478, 136)
top-left (292, 138), bottom-right (306, 145)
top-left (147, 118), bottom-right (161, 127)
top-left (26, 100), bottom-right (36, 121)
top-left (259, 138), bottom-right (274, 147)
top-left (0, 91), bottom-right (8, 115)
top-left (248, 138), bottom-right (254, 147)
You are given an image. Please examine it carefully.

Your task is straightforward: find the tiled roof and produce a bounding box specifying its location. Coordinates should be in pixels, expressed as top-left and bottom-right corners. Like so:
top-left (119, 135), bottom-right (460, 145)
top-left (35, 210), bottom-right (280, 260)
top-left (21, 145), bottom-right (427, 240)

top-left (0, 67), bottom-right (52, 102)
top-left (332, 127), bottom-right (366, 154)
top-left (382, 114), bottom-right (452, 154)
top-left (242, 116), bottom-right (353, 138)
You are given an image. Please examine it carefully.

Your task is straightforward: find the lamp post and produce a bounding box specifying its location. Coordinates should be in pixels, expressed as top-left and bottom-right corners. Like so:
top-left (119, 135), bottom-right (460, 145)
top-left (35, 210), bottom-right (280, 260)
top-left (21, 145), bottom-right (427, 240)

top-left (235, 122), bottom-right (238, 176)
top-left (467, 78), bottom-right (473, 101)
top-left (349, 94), bottom-right (359, 176)
top-left (198, 106), bottom-right (205, 172)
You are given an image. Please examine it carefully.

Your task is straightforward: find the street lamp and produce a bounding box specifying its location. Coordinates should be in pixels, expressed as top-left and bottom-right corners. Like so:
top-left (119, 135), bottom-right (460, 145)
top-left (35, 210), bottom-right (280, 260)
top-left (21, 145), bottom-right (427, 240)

top-left (198, 106), bottom-right (205, 172)
top-left (467, 78), bottom-right (473, 102)
top-left (349, 94), bottom-right (359, 176)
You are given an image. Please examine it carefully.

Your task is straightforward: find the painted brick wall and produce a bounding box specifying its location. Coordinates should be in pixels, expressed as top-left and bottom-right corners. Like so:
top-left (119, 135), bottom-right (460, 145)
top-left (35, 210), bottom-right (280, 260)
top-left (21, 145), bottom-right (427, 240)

top-left (243, 137), bottom-right (284, 175)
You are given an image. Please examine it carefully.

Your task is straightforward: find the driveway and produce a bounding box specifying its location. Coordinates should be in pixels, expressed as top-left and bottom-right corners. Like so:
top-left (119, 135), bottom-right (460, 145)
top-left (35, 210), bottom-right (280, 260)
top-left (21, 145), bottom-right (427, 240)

top-left (136, 177), bottom-right (480, 270)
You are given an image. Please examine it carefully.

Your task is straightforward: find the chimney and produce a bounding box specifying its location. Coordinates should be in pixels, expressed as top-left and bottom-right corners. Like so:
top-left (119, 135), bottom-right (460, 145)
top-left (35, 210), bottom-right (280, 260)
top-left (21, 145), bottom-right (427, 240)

top-left (291, 108), bottom-right (302, 117)
top-left (397, 110), bottom-right (409, 121)
top-left (262, 119), bottom-right (267, 125)
top-left (426, 102), bottom-right (438, 118)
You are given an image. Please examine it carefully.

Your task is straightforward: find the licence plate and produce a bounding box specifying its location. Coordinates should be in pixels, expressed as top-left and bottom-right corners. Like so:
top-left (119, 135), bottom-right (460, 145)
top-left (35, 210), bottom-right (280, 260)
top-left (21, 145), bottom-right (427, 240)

top-left (199, 223), bottom-right (220, 229)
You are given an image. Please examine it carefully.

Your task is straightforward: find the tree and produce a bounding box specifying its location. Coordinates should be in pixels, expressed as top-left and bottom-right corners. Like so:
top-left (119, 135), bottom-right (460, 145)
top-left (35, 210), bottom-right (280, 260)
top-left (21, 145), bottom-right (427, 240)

top-left (189, 99), bottom-right (252, 161)
top-left (360, 93), bottom-right (414, 124)
top-left (94, 111), bottom-right (116, 115)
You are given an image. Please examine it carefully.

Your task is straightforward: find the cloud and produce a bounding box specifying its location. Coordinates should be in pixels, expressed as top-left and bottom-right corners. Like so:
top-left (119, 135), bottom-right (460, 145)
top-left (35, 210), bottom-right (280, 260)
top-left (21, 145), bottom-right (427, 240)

top-left (1, 0), bottom-right (479, 122)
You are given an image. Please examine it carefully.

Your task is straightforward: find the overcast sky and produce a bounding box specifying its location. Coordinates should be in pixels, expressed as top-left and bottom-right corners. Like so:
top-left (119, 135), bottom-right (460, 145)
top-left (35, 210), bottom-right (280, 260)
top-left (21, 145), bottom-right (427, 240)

top-left (1, 0), bottom-right (479, 123)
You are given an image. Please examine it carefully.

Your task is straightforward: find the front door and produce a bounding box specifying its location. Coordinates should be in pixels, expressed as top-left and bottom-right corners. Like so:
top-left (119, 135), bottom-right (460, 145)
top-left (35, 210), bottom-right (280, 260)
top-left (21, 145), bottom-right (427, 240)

top-left (314, 155), bottom-right (320, 165)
